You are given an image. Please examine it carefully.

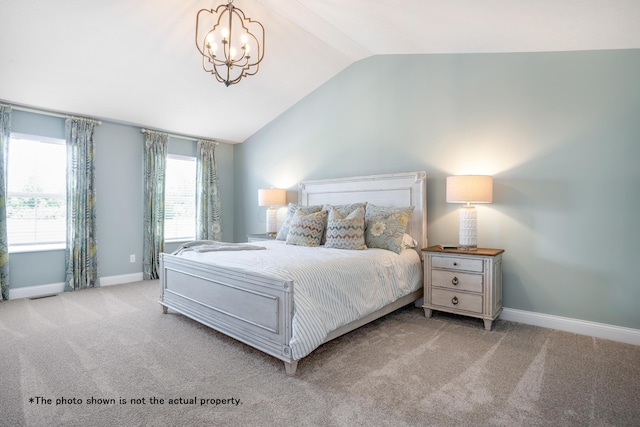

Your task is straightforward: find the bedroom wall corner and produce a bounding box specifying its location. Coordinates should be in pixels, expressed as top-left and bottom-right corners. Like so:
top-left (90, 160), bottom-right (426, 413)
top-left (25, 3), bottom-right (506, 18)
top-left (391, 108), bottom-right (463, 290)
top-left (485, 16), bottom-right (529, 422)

top-left (235, 49), bottom-right (640, 332)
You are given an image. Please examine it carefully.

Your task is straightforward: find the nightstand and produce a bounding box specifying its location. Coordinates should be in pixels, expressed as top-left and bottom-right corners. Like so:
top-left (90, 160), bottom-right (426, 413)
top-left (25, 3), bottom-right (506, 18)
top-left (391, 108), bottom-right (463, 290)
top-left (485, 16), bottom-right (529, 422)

top-left (422, 246), bottom-right (504, 330)
top-left (247, 233), bottom-right (277, 243)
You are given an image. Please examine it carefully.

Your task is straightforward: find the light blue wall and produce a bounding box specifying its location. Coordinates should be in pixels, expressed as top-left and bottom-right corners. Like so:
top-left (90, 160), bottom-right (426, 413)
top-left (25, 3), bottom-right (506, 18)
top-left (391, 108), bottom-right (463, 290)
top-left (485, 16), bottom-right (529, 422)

top-left (93, 122), bottom-right (144, 277)
top-left (235, 49), bottom-right (640, 330)
top-left (7, 110), bottom-right (234, 288)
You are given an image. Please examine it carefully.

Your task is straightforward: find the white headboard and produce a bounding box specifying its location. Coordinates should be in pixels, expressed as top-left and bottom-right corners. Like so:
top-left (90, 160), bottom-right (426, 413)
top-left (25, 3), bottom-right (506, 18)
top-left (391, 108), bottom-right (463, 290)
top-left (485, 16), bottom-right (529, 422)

top-left (298, 172), bottom-right (427, 250)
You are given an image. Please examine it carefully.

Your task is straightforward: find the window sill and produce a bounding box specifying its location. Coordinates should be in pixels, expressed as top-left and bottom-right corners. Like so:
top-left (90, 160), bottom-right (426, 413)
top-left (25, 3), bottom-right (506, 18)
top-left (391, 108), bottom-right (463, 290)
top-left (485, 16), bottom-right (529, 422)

top-left (9, 243), bottom-right (66, 254)
top-left (165, 238), bottom-right (194, 244)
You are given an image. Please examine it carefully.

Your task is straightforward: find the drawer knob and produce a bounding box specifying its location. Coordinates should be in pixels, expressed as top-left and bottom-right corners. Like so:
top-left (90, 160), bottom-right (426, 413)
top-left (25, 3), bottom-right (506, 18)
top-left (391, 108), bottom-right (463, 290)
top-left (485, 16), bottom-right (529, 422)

top-left (452, 296), bottom-right (459, 305)
top-left (453, 262), bottom-right (458, 266)
top-left (451, 277), bottom-right (459, 286)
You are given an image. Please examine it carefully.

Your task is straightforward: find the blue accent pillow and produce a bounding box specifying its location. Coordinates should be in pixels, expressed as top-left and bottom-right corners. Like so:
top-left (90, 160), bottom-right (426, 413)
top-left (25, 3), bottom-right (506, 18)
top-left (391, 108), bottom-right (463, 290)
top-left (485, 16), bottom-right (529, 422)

top-left (365, 204), bottom-right (414, 254)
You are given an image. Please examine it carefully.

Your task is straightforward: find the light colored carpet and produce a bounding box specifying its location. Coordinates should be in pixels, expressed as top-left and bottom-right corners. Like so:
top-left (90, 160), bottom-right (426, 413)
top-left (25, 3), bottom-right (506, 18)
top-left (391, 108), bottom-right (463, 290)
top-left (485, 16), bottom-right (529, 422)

top-left (1, 280), bottom-right (638, 427)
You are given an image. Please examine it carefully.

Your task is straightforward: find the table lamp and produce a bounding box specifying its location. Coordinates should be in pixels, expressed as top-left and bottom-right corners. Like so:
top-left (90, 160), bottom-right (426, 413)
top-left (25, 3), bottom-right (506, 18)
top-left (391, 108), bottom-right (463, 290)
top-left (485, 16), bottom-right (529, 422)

top-left (446, 175), bottom-right (493, 250)
top-left (258, 188), bottom-right (286, 235)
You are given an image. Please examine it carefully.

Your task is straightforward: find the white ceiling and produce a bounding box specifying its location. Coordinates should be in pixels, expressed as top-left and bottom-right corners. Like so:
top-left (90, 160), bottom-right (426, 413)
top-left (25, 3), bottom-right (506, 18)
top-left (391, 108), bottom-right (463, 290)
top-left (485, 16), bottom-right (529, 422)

top-left (1, 0), bottom-right (639, 143)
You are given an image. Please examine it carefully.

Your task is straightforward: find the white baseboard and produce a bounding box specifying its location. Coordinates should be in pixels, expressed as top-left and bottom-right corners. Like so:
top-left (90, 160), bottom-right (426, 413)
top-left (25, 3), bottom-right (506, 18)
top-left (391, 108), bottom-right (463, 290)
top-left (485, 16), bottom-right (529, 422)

top-left (99, 273), bottom-right (144, 287)
top-left (8, 273), bottom-right (145, 300)
top-left (501, 307), bottom-right (640, 346)
top-left (9, 282), bottom-right (65, 300)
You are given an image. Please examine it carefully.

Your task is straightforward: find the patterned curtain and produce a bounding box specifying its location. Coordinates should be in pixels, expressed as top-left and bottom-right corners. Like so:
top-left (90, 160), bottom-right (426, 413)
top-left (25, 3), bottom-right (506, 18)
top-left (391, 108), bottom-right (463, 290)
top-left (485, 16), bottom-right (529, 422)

top-left (65, 117), bottom-right (100, 291)
top-left (196, 139), bottom-right (223, 241)
top-left (0, 106), bottom-right (11, 301)
top-left (143, 131), bottom-right (168, 280)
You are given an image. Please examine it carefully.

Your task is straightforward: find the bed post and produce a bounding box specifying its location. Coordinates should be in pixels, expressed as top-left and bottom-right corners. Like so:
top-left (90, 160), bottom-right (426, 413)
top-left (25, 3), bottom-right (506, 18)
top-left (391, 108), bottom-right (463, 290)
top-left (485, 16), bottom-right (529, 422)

top-left (284, 361), bottom-right (298, 376)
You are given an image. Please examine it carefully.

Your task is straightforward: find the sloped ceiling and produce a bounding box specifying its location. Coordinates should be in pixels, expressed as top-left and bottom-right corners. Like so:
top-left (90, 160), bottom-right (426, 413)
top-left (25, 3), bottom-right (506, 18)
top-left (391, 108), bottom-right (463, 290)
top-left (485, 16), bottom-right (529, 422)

top-left (1, 0), bottom-right (639, 143)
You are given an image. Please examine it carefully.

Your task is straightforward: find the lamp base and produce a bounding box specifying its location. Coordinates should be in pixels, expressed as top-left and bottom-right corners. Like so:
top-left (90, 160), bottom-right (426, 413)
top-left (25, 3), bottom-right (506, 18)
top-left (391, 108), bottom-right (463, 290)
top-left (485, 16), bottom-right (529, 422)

top-left (265, 207), bottom-right (277, 234)
top-left (457, 244), bottom-right (477, 251)
top-left (458, 205), bottom-right (478, 250)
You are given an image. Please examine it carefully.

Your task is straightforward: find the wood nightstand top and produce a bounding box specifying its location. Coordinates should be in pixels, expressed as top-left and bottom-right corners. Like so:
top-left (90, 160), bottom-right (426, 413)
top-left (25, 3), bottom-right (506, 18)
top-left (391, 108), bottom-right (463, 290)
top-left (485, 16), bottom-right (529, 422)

top-left (422, 245), bottom-right (504, 256)
top-left (247, 233), bottom-right (277, 242)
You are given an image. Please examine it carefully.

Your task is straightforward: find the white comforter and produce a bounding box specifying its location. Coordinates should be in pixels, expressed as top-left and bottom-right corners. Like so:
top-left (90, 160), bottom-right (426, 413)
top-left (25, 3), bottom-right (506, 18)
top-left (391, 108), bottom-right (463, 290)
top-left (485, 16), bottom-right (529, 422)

top-left (177, 240), bottom-right (423, 360)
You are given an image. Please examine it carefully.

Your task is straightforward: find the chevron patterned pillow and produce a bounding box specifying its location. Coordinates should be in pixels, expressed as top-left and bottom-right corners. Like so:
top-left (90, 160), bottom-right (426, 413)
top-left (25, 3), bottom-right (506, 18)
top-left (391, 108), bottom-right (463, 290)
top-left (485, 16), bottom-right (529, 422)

top-left (276, 203), bottom-right (323, 241)
top-left (324, 206), bottom-right (367, 250)
top-left (285, 209), bottom-right (327, 247)
top-left (320, 202), bottom-right (367, 244)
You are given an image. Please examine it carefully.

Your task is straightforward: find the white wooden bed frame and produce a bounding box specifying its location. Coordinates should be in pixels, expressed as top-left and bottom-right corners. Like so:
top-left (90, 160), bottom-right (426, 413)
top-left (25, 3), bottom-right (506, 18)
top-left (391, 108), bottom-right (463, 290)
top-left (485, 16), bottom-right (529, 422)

top-left (159, 171), bottom-right (427, 375)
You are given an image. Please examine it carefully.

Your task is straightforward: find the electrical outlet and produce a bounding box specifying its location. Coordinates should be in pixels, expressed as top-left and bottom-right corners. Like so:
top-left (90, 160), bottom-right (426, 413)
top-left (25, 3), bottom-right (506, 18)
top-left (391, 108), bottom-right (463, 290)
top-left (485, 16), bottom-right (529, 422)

top-left (130, 254), bottom-right (135, 263)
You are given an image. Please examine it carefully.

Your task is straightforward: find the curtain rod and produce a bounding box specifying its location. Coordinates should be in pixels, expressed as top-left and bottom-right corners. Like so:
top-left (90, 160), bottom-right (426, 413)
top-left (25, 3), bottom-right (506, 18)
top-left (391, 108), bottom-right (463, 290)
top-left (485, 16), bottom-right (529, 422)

top-left (0, 102), bottom-right (102, 125)
top-left (1, 102), bottom-right (217, 143)
top-left (141, 128), bottom-right (218, 145)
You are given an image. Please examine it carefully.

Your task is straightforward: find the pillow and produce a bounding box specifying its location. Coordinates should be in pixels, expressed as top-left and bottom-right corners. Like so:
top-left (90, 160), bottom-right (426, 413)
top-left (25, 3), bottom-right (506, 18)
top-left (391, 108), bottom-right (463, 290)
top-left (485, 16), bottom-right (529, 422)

top-left (402, 233), bottom-right (418, 249)
top-left (322, 202), bottom-right (367, 216)
top-left (324, 206), bottom-right (367, 250)
top-left (365, 204), bottom-right (415, 254)
top-left (321, 202), bottom-right (367, 244)
top-left (285, 209), bottom-right (327, 247)
top-left (276, 203), bottom-right (323, 241)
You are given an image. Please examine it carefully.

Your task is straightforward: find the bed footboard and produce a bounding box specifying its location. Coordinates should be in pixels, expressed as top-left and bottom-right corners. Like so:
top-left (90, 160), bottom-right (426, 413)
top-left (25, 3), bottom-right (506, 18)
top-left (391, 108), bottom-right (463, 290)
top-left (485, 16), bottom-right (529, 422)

top-left (159, 253), bottom-right (297, 372)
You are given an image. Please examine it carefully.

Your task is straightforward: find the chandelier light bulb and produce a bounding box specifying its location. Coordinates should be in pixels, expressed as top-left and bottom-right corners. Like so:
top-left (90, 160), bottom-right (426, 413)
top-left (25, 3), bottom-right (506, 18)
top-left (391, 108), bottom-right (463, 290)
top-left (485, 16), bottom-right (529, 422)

top-left (221, 28), bottom-right (229, 39)
top-left (205, 34), bottom-right (215, 51)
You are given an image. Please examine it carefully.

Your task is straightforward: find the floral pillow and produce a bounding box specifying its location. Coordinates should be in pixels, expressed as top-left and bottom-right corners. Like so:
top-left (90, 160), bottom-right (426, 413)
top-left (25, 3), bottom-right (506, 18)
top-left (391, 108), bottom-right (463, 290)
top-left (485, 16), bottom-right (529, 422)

top-left (276, 203), bottom-right (323, 241)
top-left (285, 209), bottom-right (327, 247)
top-left (324, 206), bottom-right (367, 250)
top-left (365, 204), bottom-right (415, 254)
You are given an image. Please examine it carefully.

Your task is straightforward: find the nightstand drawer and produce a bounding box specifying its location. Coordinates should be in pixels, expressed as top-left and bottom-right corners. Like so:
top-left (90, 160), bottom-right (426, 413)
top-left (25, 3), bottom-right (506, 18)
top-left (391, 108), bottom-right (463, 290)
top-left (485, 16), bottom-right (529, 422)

top-left (431, 270), bottom-right (483, 293)
top-left (431, 289), bottom-right (483, 314)
top-left (431, 256), bottom-right (483, 272)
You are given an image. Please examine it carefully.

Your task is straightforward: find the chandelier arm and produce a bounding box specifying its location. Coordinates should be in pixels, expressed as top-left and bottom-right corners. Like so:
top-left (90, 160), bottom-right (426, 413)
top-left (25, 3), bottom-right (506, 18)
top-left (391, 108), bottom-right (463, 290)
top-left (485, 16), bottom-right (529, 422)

top-left (232, 9), bottom-right (265, 65)
top-left (241, 62), bottom-right (260, 77)
top-left (195, 9), bottom-right (210, 57)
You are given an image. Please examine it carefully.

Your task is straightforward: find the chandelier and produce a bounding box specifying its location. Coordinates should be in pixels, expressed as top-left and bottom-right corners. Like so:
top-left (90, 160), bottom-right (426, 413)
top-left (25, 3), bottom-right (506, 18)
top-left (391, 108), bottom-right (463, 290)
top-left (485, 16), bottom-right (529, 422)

top-left (195, 0), bottom-right (265, 86)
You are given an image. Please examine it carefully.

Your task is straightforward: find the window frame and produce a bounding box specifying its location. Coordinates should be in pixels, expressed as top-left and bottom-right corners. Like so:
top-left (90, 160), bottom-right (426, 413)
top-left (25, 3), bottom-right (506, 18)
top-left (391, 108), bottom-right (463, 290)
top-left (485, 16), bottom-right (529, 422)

top-left (164, 153), bottom-right (197, 243)
top-left (7, 132), bottom-right (67, 253)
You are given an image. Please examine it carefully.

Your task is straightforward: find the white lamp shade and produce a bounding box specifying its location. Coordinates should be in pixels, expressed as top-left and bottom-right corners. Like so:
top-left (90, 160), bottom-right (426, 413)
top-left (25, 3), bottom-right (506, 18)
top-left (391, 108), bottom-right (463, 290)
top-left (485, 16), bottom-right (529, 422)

top-left (446, 175), bottom-right (493, 204)
top-left (258, 188), bottom-right (286, 207)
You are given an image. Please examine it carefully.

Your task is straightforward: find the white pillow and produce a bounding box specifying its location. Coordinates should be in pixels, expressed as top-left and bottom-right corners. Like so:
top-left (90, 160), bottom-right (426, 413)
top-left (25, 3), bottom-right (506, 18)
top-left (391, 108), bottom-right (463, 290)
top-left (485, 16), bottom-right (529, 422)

top-left (402, 233), bottom-right (418, 249)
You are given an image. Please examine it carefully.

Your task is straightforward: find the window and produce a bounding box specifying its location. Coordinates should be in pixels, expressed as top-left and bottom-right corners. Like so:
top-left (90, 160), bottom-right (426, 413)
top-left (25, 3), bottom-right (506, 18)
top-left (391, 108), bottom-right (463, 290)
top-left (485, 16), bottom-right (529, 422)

top-left (164, 155), bottom-right (196, 241)
top-left (7, 133), bottom-right (66, 250)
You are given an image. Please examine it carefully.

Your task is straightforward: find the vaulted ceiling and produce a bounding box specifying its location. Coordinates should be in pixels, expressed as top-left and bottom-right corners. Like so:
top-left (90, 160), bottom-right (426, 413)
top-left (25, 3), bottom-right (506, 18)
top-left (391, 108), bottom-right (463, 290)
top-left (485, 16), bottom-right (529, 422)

top-left (1, 0), bottom-right (639, 143)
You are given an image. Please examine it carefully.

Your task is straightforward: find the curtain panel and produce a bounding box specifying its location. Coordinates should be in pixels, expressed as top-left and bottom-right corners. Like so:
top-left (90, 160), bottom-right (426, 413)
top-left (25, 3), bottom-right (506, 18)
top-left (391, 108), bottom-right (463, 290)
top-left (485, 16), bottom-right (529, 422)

top-left (65, 117), bottom-right (100, 291)
top-left (196, 139), bottom-right (223, 241)
top-left (143, 131), bottom-right (168, 280)
top-left (0, 106), bottom-right (11, 301)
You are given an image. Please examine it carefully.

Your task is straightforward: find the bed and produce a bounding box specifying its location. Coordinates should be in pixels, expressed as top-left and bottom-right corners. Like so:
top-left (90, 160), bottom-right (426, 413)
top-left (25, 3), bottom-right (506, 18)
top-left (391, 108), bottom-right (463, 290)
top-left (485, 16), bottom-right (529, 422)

top-left (159, 172), bottom-right (427, 375)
